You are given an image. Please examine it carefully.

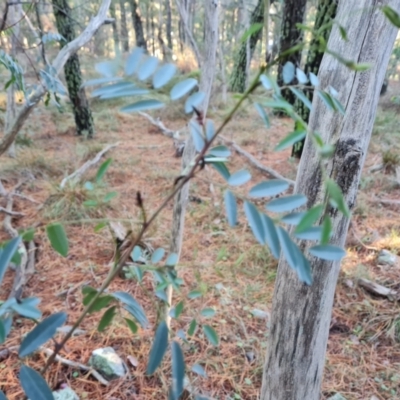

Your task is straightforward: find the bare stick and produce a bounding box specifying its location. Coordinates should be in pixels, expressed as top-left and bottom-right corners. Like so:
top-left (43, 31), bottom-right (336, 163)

top-left (0, 0), bottom-right (112, 157)
top-left (60, 143), bottom-right (118, 189)
top-left (370, 197), bottom-right (400, 206)
top-left (0, 207), bottom-right (24, 216)
top-left (358, 278), bottom-right (398, 299)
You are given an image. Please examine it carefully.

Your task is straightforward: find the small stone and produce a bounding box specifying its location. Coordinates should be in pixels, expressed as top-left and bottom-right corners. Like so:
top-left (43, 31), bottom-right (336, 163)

top-left (89, 347), bottom-right (126, 380)
top-left (327, 394), bottom-right (347, 400)
top-left (377, 250), bottom-right (399, 266)
top-left (53, 387), bottom-right (80, 400)
top-left (251, 309), bottom-right (270, 320)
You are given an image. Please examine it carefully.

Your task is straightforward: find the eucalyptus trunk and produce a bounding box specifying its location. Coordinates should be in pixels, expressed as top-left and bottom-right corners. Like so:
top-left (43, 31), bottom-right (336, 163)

top-left (52, 0), bottom-right (94, 137)
top-left (260, 1), bottom-right (399, 399)
top-left (129, 0), bottom-right (147, 50)
top-left (119, 0), bottom-right (129, 52)
top-left (276, 0), bottom-right (307, 106)
top-left (292, 0), bottom-right (339, 158)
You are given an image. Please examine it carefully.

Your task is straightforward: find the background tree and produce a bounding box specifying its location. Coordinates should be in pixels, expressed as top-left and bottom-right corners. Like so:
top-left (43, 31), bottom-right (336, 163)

top-left (109, 0), bottom-right (121, 55)
top-left (129, 0), bottom-right (147, 50)
top-left (292, 0), bottom-right (339, 158)
top-left (119, 0), bottom-right (130, 52)
top-left (52, 0), bottom-right (95, 137)
top-left (261, 1), bottom-right (399, 399)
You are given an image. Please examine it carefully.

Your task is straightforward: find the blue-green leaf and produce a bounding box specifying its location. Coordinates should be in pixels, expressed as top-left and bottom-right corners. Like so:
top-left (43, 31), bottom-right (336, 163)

top-left (187, 319), bottom-right (197, 336)
top-left (20, 365), bottom-right (53, 400)
top-left (125, 47), bottom-right (144, 75)
top-left (326, 179), bottom-right (350, 217)
top-left (137, 56), bottom-right (159, 81)
top-left (171, 341), bottom-right (185, 399)
top-left (244, 201), bottom-right (265, 245)
top-left (188, 290), bottom-right (202, 299)
top-left (224, 190), bottom-right (237, 227)
top-left (100, 88), bottom-right (149, 99)
top-left (203, 325), bottom-right (219, 346)
top-left (124, 318), bottom-right (138, 334)
top-left (282, 61), bottom-right (295, 84)
top-left (309, 72), bottom-right (319, 86)
top-left (266, 194), bottom-right (307, 213)
top-left (240, 22), bottom-right (263, 42)
top-left (200, 308), bottom-right (216, 318)
top-left (185, 91), bottom-right (205, 113)
top-left (170, 78), bottom-right (198, 100)
top-left (320, 216), bottom-right (332, 245)
top-left (96, 158), bottom-right (112, 183)
top-left (0, 236), bottom-right (21, 284)
top-left (294, 226), bottom-right (322, 241)
top-left (289, 87), bottom-right (312, 110)
top-left (260, 74), bottom-right (273, 90)
top-left (11, 297), bottom-right (42, 320)
top-left (113, 292), bottom-right (149, 328)
top-left (191, 363), bottom-right (207, 377)
top-left (208, 146), bottom-right (230, 158)
top-left (255, 103), bottom-right (270, 128)
top-left (295, 205), bottom-right (323, 233)
top-left (260, 214), bottom-right (281, 259)
top-left (46, 224), bottom-right (68, 257)
top-left (19, 312), bottom-right (67, 357)
top-left (189, 121), bottom-right (205, 152)
top-left (95, 60), bottom-right (119, 78)
top-left (98, 306), bottom-right (116, 332)
top-left (296, 68), bottom-right (308, 84)
top-left (275, 130), bottom-right (307, 151)
top-left (205, 119), bottom-right (215, 141)
top-left (151, 248), bottom-right (165, 264)
top-left (169, 301), bottom-right (184, 319)
top-left (131, 246), bottom-right (142, 262)
top-left (381, 6), bottom-right (400, 28)
top-left (121, 99), bottom-right (164, 113)
top-left (211, 162), bottom-right (230, 181)
top-left (91, 81), bottom-right (135, 97)
top-left (281, 212), bottom-right (306, 225)
top-left (228, 169), bottom-right (251, 186)
top-left (147, 321), bottom-right (169, 375)
top-left (317, 90), bottom-right (336, 111)
top-left (155, 290), bottom-right (168, 302)
top-left (0, 389), bottom-right (7, 400)
top-left (166, 253), bottom-right (179, 267)
top-left (249, 180), bottom-right (289, 198)
top-left (0, 320), bottom-right (5, 344)
top-left (82, 77), bottom-right (122, 88)
top-left (153, 64), bottom-right (177, 89)
top-left (309, 245), bottom-right (346, 261)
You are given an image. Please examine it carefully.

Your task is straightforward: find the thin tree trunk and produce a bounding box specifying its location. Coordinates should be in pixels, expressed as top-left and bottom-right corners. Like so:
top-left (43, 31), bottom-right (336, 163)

top-left (5, 3), bottom-right (22, 158)
top-left (260, 1), bottom-right (399, 399)
top-left (292, 0), bottom-right (339, 158)
top-left (150, 3), bottom-right (155, 55)
top-left (52, 0), bottom-right (95, 137)
top-left (128, 0), bottom-right (147, 50)
top-left (109, 0), bottom-right (120, 55)
top-left (167, 0), bottom-right (219, 326)
top-left (229, 0), bottom-right (270, 93)
top-left (276, 0), bottom-right (307, 106)
top-left (165, 0), bottom-right (173, 50)
top-left (119, 0), bottom-right (129, 52)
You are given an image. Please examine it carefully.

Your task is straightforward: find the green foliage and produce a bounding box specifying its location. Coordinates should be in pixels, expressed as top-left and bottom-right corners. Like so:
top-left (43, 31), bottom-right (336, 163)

top-left (46, 223), bottom-right (69, 257)
top-left (20, 365), bottom-right (53, 400)
top-left (147, 321), bottom-right (169, 375)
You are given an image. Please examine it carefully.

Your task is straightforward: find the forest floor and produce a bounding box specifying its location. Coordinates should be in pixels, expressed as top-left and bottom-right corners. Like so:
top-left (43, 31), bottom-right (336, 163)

top-left (0, 79), bottom-right (400, 400)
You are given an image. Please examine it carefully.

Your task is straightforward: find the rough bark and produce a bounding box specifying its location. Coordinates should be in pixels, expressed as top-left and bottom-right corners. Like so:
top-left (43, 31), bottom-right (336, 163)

top-left (52, 0), bottom-right (95, 137)
top-left (0, 0), bottom-right (111, 157)
top-left (119, 0), bottom-right (129, 52)
top-left (292, 0), bottom-right (339, 158)
top-left (260, 1), bottom-right (400, 399)
top-left (229, 0), bottom-right (264, 93)
top-left (276, 0), bottom-right (307, 106)
top-left (109, 1), bottom-right (120, 55)
top-left (128, 0), bottom-right (147, 50)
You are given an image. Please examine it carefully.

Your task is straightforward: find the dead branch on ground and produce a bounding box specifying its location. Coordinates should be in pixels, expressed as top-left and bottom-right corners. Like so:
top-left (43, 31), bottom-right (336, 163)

top-left (358, 278), bottom-right (399, 300)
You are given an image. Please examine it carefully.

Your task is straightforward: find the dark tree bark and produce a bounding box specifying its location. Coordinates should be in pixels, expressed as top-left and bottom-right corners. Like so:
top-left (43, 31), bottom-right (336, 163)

top-left (276, 0), bottom-right (307, 106)
top-left (229, 0), bottom-right (264, 93)
top-left (292, 0), bottom-right (339, 158)
top-left (119, 0), bottom-right (129, 52)
top-left (165, 0), bottom-right (173, 50)
top-left (109, 0), bottom-right (120, 54)
top-left (128, 0), bottom-right (147, 50)
top-left (52, 0), bottom-right (94, 137)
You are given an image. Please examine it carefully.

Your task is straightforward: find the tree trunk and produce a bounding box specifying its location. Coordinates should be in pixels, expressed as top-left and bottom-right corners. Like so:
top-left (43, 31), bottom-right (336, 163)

top-left (229, 0), bottom-right (265, 93)
top-left (129, 0), bottom-right (147, 50)
top-left (165, 0), bottom-right (173, 50)
top-left (260, 1), bottom-right (399, 399)
top-left (276, 0), bottom-right (307, 106)
top-left (119, 0), bottom-right (129, 52)
top-left (292, 0), bottom-right (339, 158)
top-left (52, 0), bottom-right (95, 137)
top-left (109, 0), bottom-right (121, 55)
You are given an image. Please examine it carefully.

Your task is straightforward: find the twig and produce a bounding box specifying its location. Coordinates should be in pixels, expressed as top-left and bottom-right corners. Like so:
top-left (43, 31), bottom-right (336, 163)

top-left (60, 143), bottom-right (118, 189)
top-left (13, 192), bottom-right (41, 204)
top-left (0, 206), bottom-right (24, 216)
top-left (40, 347), bottom-right (110, 386)
top-left (370, 197), bottom-right (400, 206)
top-left (138, 112), bottom-right (177, 138)
top-left (358, 278), bottom-right (398, 300)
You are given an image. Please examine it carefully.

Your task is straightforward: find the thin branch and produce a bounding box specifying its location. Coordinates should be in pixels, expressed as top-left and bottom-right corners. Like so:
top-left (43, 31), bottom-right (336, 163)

top-left (0, 207), bottom-right (24, 216)
top-left (0, 0), bottom-right (112, 157)
top-left (60, 143), bottom-right (118, 189)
